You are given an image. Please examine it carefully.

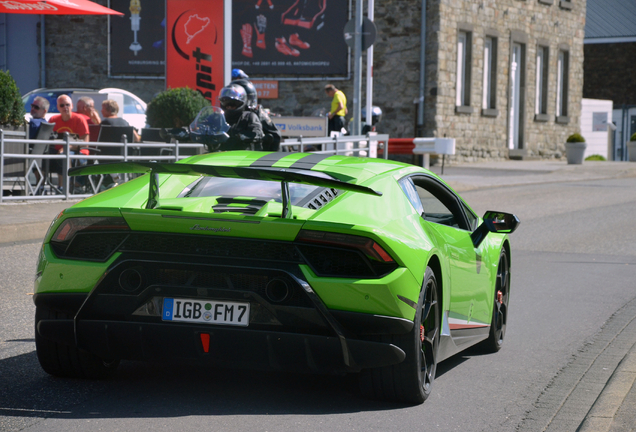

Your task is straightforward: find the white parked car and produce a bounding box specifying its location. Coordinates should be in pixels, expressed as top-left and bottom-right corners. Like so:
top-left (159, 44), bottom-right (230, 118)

top-left (22, 87), bottom-right (147, 131)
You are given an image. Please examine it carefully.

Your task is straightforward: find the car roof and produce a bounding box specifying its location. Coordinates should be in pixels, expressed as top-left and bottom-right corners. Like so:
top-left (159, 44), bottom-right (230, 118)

top-left (23, 88), bottom-right (146, 106)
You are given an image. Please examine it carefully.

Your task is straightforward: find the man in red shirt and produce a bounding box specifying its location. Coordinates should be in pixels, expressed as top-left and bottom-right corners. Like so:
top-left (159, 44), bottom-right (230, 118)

top-left (49, 95), bottom-right (89, 153)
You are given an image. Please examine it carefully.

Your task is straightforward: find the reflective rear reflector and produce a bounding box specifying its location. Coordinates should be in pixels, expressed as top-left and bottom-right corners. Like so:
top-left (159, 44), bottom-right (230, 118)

top-left (200, 333), bottom-right (210, 353)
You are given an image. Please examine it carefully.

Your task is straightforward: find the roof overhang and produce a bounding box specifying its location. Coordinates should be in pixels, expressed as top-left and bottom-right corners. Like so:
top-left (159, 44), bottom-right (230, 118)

top-left (584, 36), bottom-right (636, 44)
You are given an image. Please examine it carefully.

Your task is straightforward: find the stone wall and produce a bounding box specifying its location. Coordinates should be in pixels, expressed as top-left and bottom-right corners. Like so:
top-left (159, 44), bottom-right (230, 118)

top-left (43, 1), bottom-right (163, 103)
top-left (43, 0), bottom-right (586, 162)
top-left (584, 42), bottom-right (636, 106)
top-left (432, 0), bottom-right (586, 162)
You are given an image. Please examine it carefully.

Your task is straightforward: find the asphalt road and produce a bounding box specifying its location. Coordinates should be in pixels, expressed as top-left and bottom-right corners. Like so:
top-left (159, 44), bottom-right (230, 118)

top-left (1, 177), bottom-right (635, 432)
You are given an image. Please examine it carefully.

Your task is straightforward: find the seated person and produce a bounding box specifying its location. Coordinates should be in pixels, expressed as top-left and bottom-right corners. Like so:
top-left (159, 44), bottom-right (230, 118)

top-left (49, 95), bottom-right (90, 186)
top-left (28, 96), bottom-right (50, 138)
top-left (49, 95), bottom-right (89, 150)
top-left (76, 96), bottom-right (101, 125)
top-left (100, 99), bottom-right (140, 142)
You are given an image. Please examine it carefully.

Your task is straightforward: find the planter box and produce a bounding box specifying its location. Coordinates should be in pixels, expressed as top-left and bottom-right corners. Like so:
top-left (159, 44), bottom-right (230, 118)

top-left (565, 142), bottom-right (587, 165)
top-left (628, 141), bottom-right (636, 162)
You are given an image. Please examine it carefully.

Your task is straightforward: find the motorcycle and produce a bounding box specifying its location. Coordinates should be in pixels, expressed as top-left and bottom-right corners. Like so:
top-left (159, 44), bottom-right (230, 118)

top-left (189, 106), bottom-right (231, 152)
top-left (160, 106), bottom-right (231, 153)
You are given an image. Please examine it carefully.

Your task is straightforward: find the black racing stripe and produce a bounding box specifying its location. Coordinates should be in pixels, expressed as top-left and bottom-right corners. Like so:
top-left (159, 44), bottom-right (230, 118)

top-left (289, 153), bottom-right (332, 170)
top-left (250, 152), bottom-right (289, 167)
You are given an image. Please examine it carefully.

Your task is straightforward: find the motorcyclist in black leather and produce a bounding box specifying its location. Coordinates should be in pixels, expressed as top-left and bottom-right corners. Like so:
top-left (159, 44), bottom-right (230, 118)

top-left (232, 73), bottom-right (282, 152)
top-left (218, 84), bottom-right (263, 151)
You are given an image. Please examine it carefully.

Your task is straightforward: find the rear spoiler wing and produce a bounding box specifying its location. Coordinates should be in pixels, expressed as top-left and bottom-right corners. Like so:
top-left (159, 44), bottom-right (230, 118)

top-left (69, 162), bottom-right (382, 217)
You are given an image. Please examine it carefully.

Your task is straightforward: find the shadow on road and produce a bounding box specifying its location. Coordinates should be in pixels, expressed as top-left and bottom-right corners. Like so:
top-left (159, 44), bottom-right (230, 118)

top-left (0, 346), bottom-right (480, 421)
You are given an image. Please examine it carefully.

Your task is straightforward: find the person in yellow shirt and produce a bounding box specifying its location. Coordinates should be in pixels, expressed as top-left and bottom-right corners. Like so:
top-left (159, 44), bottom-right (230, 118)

top-left (325, 84), bottom-right (347, 135)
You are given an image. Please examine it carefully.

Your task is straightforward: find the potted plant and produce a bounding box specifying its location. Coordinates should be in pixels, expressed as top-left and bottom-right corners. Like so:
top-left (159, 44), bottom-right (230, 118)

top-left (146, 87), bottom-right (209, 129)
top-left (565, 133), bottom-right (587, 165)
top-left (628, 132), bottom-right (636, 162)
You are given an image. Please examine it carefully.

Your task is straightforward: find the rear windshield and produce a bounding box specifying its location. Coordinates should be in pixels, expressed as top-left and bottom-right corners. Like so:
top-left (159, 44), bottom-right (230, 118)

top-left (23, 91), bottom-right (71, 114)
top-left (179, 177), bottom-right (324, 206)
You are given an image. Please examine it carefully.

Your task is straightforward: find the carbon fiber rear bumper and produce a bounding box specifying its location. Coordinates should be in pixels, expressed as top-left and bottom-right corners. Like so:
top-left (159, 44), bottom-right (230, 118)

top-left (36, 318), bottom-right (406, 373)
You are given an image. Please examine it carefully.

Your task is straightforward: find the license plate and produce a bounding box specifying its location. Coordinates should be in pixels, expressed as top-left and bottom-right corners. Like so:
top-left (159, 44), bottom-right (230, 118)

top-left (162, 298), bottom-right (250, 327)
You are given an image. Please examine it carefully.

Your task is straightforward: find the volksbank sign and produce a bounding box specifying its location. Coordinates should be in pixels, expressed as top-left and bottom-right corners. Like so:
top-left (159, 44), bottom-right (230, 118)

top-left (275, 117), bottom-right (328, 137)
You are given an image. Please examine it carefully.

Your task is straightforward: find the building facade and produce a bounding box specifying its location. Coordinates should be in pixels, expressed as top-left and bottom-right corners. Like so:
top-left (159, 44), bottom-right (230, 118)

top-left (583, 0), bottom-right (636, 161)
top-left (420, 0), bottom-right (586, 161)
top-left (9, 0), bottom-right (586, 162)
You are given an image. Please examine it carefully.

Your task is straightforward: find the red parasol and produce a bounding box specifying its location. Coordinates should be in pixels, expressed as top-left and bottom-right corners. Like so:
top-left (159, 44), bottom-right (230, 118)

top-left (0, 0), bottom-right (123, 15)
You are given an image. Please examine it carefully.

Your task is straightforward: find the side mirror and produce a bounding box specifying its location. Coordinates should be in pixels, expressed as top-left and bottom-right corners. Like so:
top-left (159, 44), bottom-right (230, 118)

top-left (471, 211), bottom-right (520, 248)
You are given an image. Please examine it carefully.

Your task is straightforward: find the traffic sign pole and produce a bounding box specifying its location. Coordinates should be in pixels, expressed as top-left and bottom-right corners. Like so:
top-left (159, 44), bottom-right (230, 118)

top-left (352, 0), bottom-right (363, 137)
top-left (366, 0), bottom-right (374, 130)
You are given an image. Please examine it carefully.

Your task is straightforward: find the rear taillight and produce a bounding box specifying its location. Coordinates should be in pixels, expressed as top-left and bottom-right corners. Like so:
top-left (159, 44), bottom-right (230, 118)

top-left (52, 217), bottom-right (130, 242)
top-left (295, 230), bottom-right (398, 278)
top-left (296, 229), bottom-right (395, 263)
top-left (50, 217), bottom-right (130, 261)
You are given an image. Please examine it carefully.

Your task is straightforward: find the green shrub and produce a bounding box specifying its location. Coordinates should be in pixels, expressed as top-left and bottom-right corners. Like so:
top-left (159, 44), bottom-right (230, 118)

top-left (146, 87), bottom-right (209, 128)
top-left (0, 70), bottom-right (25, 127)
top-left (630, 132), bottom-right (636, 141)
top-left (585, 154), bottom-right (606, 161)
top-left (566, 133), bottom-right (586, 143)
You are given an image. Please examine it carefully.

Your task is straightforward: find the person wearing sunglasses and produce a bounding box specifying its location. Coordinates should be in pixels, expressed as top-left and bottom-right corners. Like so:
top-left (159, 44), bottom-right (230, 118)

top-left (49, 95), bottom-right (90, 149)
top-left (218, 83), bottom-right (263, 151)
top-left (28, 96), bottom-right (50, 139)
top-left (49, 95), bottom-right (90, 189)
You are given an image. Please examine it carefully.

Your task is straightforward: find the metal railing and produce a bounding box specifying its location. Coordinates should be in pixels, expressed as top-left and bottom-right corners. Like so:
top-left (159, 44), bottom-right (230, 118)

top-left (1, 130), bottom-right (389, 204)
top-left (1, 130), bottom-right (204, 203)
top-left (281, 133), bottom-right (389, 158)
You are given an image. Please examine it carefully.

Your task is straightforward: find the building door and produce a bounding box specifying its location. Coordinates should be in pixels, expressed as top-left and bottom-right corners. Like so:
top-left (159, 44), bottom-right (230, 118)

top-left (612, 107), bottom-right (636, 161)
top-left (509, 43), bottom-right (523, 150)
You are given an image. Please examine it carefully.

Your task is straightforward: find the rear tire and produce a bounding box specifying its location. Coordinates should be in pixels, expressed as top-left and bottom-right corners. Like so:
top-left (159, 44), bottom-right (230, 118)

top-left (359, 267), bottom-right (440, 404)
top-left (35, 306), bottom-right (119, 379)
top-left (479, 247), bottom-right (510, 353)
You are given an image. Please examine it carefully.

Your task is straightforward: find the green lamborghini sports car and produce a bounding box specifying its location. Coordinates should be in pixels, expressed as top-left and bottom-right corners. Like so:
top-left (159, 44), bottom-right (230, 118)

top-left (34, 151), bottom-right (519, 404)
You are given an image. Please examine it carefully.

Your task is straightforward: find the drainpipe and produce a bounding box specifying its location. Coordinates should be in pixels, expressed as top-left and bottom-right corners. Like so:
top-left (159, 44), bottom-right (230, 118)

top-left (40, 14), bottom-right (45, 87)
top-left (417, 0), bottom-right (426, 136)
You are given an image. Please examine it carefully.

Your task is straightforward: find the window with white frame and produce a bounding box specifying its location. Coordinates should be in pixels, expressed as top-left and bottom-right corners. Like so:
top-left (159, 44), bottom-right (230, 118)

top-left (456, 31), bottom-right (472, 109)
top-left (535, 45), bottom-right (549, 117)
top-left (556, 49), bottom-right (569, 119)
top-left (482, 36), bottom-right (497, 112)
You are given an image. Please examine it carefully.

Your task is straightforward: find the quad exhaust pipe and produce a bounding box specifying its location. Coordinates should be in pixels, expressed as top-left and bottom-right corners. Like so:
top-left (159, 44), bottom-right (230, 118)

top-left (265, 278), bottom-right (290, 303)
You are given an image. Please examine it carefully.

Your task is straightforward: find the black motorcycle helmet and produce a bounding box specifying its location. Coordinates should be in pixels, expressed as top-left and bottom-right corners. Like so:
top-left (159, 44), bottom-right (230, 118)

top-left (361, 106), bottom-right (383, 125)
top-left (231, 78), bottom-right (258, 109)
top-left (219, 84), bottom-right (247, 124)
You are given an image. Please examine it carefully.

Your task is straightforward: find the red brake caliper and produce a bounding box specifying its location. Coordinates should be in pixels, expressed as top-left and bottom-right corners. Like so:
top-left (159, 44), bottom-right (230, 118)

top-left (420, 324), bottom-right (425, 343)
top-left (496, 290), bottom-right (503, 304)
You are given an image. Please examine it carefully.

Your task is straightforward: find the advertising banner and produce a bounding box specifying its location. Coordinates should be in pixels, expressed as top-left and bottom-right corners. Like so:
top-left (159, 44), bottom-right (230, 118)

top-left (252, 80), bottom-right (278, 99)
top-left (275, 116), bottom-right (327, 137)
top-left (232, 0), bottom-right (348, 76)
top-left (166, 0), bottom-right (227, 104)
top-left (109, 0), bottom-right (166, 76)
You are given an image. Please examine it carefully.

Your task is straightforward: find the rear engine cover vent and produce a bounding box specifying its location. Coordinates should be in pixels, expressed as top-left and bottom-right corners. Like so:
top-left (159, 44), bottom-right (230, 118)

top-left (307, 188), bottom-right (339, 210)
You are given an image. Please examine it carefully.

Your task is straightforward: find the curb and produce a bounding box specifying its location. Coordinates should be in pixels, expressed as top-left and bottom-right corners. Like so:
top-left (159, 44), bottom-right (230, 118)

top-left (0, 221), bottom-right (50, 244)
top-left (578, 347), bottom-right (636, 432)
top-left (516, 295), bottom-right (636, 432)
